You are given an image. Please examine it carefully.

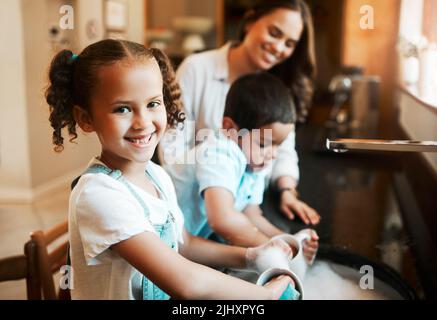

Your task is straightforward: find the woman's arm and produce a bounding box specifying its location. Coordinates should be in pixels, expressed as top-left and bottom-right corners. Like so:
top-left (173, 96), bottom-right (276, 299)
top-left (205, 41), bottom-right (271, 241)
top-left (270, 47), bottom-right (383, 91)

top-left (243, 204), bottom-right (284, 238)
top-left (273, 130), bottom-right (321, 225)
top-left (111, 231), bottom-right (291, 299)
top-left (204, 187), bottom-right (270, 247)
top-left (271, 129), bottom-right (300, 185)
top-left (277, 178), bottom-right (320, 225)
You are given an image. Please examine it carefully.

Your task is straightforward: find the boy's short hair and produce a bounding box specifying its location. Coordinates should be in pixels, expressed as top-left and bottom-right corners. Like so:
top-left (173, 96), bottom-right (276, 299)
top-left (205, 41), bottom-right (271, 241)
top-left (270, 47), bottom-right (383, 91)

top-left (224, 72), bottom-right (296, 130)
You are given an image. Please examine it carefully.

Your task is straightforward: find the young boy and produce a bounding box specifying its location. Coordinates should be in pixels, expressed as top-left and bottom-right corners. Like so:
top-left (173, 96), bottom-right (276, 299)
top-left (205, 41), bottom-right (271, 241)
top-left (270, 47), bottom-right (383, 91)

top-left (164, 73), bottom-right (318, 258)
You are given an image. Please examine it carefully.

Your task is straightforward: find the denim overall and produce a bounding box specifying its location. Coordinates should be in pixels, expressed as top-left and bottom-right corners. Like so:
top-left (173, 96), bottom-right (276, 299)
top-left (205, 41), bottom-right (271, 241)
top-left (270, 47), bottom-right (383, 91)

top-left (83, 163), bottom-right (177, 300)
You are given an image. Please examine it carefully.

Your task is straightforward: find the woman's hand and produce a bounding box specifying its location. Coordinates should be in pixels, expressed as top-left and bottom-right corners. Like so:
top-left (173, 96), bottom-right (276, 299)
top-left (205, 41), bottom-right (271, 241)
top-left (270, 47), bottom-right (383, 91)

top-left (279, 190), bottom-right (321, 225)
top-left (295, 229), bottom-right (319, 265)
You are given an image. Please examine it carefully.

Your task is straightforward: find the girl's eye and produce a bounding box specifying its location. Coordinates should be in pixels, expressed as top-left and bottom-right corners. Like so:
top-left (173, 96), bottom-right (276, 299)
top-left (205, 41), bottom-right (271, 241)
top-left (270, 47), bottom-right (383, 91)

top-left (147, 101), bottom-right (161, 109)
top-left (114, 106), bottom-right (131, 114)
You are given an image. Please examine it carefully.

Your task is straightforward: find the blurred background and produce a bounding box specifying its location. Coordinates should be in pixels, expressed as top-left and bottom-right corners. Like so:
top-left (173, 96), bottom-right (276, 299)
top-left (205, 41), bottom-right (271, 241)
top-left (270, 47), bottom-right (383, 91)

top-left (0, 0), bottom-right (436, 299)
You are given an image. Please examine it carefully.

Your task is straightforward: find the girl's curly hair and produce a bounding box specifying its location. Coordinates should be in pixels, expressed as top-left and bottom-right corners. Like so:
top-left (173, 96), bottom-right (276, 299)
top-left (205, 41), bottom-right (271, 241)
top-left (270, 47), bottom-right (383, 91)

top-left (45, 39), bottom-right (184, 152)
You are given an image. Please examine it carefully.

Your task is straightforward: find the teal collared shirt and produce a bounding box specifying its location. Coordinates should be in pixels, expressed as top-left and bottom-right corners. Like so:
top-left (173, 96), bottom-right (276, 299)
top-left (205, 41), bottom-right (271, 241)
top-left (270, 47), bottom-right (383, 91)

top-left (165, 133), bottom-right (270, 238)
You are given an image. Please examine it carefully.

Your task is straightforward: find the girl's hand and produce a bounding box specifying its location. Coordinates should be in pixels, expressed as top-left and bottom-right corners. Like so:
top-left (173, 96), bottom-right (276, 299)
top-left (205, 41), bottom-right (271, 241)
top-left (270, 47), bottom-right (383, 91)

top-left (279, 190), bottom-right (321, 225)
top-left (295, 229), bottom-right (319, 265)
top-left (245, 238), bottom-right (292, 271)
top-left (263, 275), bottom-right (295, 300)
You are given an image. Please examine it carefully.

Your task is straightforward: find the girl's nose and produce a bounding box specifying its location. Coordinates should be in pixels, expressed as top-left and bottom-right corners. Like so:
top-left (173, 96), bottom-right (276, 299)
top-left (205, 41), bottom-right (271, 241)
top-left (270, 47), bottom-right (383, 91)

top-left (132, 111), bottom-right (149, 130)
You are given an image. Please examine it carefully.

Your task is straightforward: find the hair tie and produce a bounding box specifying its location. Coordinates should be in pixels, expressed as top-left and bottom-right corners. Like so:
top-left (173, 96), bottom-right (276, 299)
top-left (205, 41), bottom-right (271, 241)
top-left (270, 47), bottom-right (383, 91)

top-left (71, 54), bottom-right (78, 61)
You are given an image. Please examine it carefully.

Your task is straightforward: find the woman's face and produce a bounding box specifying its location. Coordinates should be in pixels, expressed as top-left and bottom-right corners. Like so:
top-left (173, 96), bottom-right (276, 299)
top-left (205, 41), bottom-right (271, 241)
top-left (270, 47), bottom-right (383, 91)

top-left (242, 8), bottom-right (304, 70)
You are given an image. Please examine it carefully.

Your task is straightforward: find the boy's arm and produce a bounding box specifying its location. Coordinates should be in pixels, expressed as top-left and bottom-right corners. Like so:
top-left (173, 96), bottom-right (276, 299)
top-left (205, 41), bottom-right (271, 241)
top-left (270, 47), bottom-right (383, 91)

top-left (243, 204), bottom-right (284, 238)
top-left (204, 187), bottom-right (270, 247)
top-left (179, 229), bottom-right (293, 271)
top-left (178, 228), bottom-right (247, 269)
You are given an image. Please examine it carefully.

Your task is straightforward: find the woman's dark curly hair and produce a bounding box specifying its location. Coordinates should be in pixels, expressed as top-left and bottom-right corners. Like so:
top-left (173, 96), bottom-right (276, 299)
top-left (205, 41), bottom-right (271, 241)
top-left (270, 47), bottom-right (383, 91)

top-left (45, 39), bottom-right (184, 152)
top-left (238, 0), bottom-right (317, 124)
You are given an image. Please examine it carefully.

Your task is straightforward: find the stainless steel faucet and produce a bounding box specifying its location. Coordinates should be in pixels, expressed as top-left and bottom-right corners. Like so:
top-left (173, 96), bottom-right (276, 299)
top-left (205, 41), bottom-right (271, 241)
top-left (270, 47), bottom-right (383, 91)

top-left (326, 139), bottom-right (437, 153)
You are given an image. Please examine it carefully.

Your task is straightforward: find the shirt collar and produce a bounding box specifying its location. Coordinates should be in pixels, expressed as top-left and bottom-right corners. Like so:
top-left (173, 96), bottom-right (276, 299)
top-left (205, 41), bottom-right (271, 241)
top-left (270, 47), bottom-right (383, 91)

top-left (212, 42), bottom-right (232, 82)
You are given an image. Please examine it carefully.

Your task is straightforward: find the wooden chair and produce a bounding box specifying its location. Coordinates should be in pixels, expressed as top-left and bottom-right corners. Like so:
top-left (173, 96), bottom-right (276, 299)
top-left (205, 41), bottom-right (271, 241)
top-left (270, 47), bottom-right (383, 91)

top-left (0, 240), bottom-right (41, 299)
top-left (30, 220), bottom-right (70, 300)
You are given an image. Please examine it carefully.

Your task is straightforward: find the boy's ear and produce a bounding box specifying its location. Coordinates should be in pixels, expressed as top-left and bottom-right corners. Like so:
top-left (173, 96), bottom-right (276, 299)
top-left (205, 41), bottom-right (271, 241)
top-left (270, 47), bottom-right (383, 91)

top-left (222, 116), bottom-right (239, 131)
top-left (73, 106), bottom-right (94, 133)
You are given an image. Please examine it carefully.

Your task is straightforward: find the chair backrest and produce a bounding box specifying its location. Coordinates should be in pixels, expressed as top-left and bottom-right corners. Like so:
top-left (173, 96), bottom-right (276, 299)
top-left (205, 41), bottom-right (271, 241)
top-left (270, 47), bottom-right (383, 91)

top-left (0, 240), bottom-right (41, 299)
top-left (30, 220), bottom-right (70, 300)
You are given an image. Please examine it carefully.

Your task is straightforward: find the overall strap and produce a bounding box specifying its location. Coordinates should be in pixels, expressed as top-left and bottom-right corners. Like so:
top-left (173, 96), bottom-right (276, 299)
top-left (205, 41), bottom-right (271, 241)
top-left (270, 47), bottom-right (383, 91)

top-left (145, 164), bottom-right (176, 224)
top-left (145, 164), bottom-right (168, 202)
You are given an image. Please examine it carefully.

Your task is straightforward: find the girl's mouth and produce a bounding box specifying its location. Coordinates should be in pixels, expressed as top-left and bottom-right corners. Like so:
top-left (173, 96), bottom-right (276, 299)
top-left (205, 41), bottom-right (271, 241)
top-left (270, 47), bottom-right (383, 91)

top-left (124, 133), bottom-right (154, 147)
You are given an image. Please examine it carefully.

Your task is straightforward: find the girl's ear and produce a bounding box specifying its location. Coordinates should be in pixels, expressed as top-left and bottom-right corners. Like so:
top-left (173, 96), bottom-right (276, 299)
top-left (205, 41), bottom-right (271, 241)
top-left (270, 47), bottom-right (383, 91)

top-left (73, 106), bottom-right (94, 133)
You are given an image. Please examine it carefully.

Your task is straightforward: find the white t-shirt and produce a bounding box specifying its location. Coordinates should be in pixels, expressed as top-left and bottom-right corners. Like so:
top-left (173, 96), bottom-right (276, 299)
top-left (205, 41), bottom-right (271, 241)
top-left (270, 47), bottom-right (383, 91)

top-left (69, 158), bottom-right (185, 300)
top-left (160, 43), bottom-right (300, 184)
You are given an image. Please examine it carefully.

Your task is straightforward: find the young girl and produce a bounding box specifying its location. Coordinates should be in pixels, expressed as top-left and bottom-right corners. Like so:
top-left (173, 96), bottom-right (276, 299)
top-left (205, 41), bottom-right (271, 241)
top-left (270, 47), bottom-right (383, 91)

top-left (45, 39), bottom-right (294, 300)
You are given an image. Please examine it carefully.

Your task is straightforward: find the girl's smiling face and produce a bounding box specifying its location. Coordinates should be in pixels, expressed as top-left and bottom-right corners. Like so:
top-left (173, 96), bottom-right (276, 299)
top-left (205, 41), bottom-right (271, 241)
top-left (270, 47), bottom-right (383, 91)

top-left (82, 58), bottom-right (167, 169)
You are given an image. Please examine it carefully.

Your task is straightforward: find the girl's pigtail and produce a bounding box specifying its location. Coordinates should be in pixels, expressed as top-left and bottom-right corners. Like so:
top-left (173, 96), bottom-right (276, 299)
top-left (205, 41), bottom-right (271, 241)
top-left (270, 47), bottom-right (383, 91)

top-left (150, 48), bottom-right (185, 128)
top-left (45, 50), bottom-right (78, 152)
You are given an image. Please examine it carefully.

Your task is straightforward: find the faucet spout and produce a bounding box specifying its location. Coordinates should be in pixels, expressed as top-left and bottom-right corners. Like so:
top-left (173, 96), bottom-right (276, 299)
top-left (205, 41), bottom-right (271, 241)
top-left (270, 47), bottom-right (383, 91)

top-left (326, 139), bottom-right (437, 153)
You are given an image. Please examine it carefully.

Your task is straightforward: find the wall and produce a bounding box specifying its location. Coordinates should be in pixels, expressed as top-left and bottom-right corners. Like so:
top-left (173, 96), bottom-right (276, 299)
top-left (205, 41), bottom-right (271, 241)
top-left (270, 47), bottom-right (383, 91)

top-left (126, 0), bottom-right (145, 43)
top-left (398, 91), bottom-right (437, 172)
top-left (0, 0), bottom-right (32, 200)
top-left (341, 0), bottom-right (401, 137)
top-left (0, 0), bottom-right (145, 203)
top-left (146, 0), bottom-right (216, 52)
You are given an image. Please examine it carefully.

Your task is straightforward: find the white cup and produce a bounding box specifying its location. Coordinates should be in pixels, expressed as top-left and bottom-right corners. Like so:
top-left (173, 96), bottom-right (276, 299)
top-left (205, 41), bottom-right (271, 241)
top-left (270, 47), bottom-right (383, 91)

top-left (271, 232), bottom-right (311, 281)
top-left (256, 267), bottom-right (304, 300)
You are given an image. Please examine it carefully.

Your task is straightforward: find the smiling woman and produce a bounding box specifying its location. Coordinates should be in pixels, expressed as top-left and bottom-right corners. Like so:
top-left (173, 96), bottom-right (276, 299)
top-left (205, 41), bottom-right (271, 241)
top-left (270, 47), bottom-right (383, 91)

top-left (232, 8), bottom-right (304, 75)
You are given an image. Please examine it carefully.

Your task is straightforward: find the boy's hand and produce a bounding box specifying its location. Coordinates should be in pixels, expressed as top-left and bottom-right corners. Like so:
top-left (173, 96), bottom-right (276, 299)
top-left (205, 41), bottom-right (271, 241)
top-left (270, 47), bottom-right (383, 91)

top-left (295, 229), bottom-right (319, 265)
top-left (245, 238), bottom-right (292, 272)
top-left (279, 190), bottom-right (321, 225)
